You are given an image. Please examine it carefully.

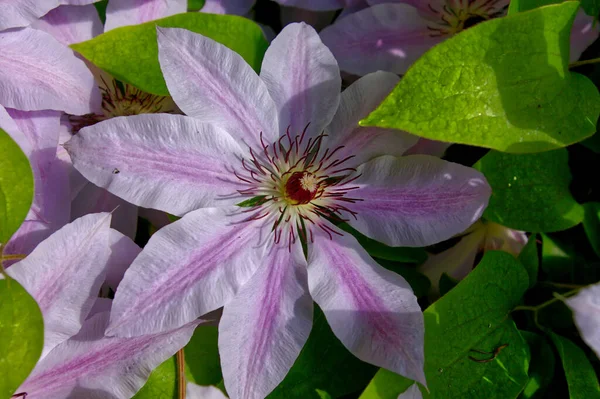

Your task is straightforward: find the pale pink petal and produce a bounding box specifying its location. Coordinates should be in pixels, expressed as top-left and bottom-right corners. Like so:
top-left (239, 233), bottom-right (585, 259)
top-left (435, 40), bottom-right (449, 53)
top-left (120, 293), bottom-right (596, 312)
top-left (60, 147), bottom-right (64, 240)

top-left (346, 155), bottom-right (491, 247)
top-left (105, 0), bottom-right (188, 31)
top-left (320, 4), bottom-right (442, 75)
top-left (570, 9), bottom-right (599, 62)
top-left (201, 0), bottom-right (255, 15)
top-left (88, 297), bottom-right (113, 318)
top-left (60, 0), bottom-right (99, 5)
top-left (105, 229), bottom-right (142, 291)
top-left (566, 283), bottom-right (600, 358)
top-left (260, 22), bottom-right (340, 139)
top-left (157, 27), bottom-right (279, 146)
top-left (0, 0), bottom-right (59, 30)
top-left (307, 223), bottom-right (425, 385)
top-left (32, 4), bottom-right (102, 46)
top-left (19, 311), bottom-right (200, 399)
top-left (325, 71), bottom-right (418, 168)
top-left (417, 228), bottom-right (485, 296)
top-left (65, 114), bottom-right (245, 216)
top-left (108, 207), bottom-right (269, 337)
top-left (398, 383), bottom-right (422, 399)
top-left (187, 383), bottom-right (228, 399)
top-left (404, 138), bottom-right (452, 157)
top-left (0, 27), bottom-right (101, 114)
top-left (220, 243), bottom-right (312, 399)
top-left (7, 213), bottom-right (112, 357)
top-left (71, 183), bottom-right (139, 239)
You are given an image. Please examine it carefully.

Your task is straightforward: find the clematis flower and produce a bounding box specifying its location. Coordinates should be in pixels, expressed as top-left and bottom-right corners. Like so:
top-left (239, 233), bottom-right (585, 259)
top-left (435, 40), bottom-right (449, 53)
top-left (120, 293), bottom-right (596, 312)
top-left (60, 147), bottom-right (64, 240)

top-left (0, 0), bottom-right (97, 31)
top-left (187, 382), bottom-right (228, 399)
top-left (201, 0), bottom-right (256, 15)
top-left (398, 383), bottom-right (422, 399)
top-left (320, 1), bottom-right (599, 76)
top-left (418, 220), bottom-right (527, 296)
top-left (66, 23), bottom-right (491, 398)
top-left (566, 283), bottom-right (600, 359)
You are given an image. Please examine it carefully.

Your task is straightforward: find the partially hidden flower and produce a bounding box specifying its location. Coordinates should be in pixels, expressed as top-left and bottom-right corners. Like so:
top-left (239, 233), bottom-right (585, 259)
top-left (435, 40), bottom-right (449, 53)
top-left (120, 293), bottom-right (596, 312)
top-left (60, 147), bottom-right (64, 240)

top-left (398, 383), bottom-right (422, 399)
top-left (187, 383), bottom-right (228, 399)
top-left (566, 283), bottom-right (600, 359)
top-left (320, 0), bottom-right (598, 76)
top-left (418, 220), bottom-right (527, 296)
top-left (66, 23), bottom-right (491, 398)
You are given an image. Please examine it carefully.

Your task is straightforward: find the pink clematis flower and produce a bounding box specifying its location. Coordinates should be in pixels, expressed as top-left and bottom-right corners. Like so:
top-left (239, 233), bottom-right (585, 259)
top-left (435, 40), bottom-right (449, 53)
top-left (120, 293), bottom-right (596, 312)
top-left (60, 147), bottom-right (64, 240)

top-left (0, 0), bottom-right (97, 31)
top-left (320, 0), bottom-right (599, 76)
top-left (566, 283), bottom-right (600, 359)
top-left (66, 23), bottom-right (491, 398)
top-left (201, 0), bottom-right (256, 15)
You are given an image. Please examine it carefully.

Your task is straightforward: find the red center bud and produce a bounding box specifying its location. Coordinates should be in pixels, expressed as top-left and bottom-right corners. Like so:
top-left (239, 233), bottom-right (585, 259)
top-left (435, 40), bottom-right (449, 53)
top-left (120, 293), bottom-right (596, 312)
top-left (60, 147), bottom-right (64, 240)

top-left (285, 172), bottom-right (319, 205)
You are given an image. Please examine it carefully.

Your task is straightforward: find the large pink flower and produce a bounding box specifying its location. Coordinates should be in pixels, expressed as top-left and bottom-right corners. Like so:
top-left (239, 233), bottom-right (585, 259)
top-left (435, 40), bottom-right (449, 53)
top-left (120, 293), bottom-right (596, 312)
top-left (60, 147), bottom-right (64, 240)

top-left (66, 23), bottom-right (491, 399)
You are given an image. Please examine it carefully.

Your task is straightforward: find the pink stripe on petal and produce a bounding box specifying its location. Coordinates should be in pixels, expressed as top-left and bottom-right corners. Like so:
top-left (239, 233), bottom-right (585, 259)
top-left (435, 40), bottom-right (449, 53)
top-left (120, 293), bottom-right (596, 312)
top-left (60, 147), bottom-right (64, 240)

top-left (220, 242), bottom-right (312, 399)
top-left (308, 224), bottom-right (425, 385)
top-left (108, 207), bottom-right (268, 337)
top-left (104, 0), bottom-right (187, 31)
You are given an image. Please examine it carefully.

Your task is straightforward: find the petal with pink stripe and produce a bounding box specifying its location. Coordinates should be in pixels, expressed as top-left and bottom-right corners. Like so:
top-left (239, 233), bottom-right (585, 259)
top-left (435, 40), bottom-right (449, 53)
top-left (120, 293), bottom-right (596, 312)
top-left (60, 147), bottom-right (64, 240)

top-left (307, 223), bottom-right (426, 385)
top-left (220, 242), bottom-right (312, 399)
top-left (105, 0), bottom-right (188, 31)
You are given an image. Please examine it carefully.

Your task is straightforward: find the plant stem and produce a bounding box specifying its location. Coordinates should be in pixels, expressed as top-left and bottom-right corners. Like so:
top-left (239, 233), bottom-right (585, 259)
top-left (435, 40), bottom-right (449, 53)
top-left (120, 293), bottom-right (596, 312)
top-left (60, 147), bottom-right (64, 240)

top-left (569, 57), bottom-right (600, 68)
top-left (177, 349), bottom-right (186, 399)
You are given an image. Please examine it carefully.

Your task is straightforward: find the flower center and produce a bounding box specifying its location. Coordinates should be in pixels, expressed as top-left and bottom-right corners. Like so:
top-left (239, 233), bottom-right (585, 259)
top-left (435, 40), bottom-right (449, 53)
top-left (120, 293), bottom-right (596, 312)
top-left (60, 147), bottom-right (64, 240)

top-left (426, 0), bottom-right (507, 36)
top-left (284, 171), bottom-right (320, 205)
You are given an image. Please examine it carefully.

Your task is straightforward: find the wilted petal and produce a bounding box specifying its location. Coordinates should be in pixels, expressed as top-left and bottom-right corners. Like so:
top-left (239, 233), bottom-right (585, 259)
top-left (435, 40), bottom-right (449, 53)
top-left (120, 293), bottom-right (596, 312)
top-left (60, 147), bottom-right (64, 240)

top-left (220, 243), bottom-right (312, 399)
top-left (32, 4), bottom-right (102, 46)
top-left (0, 27), bottom-right (101, 114)
top-left (398, 383), bottom-right (423, 399)
top-left (71, 183), bottom-right (138, 239)
top-left (157, 27), bottom-right (279, 146)
top-left (347, 155), bottom-right (490, 247)
top-left (201, 0), bottom-right (256, 15)
top-left (320, 4), bottom-right (441, 75)
top-left (187, 383), bottom-right (228, 399)
top-left (19, 311), bottom-right (200, 399)
top-left (260, 22), bottom-right (340, 140)
top-left (7, 213), bottom-right (112, 356)
top-left (307, 224), bottom-right (425, 384)
top-left (66, 114), bottom-right (245, 216)
top-left (326, 71), bottom-right (417, 167)
top-left (566, 283), bottom-right (600, 358)
top-left (108, 207), bottom-right (269, 337)
top-left (570, 9), bottom-right (599, 62)
top-left (105, 0), bottom-right (188, 31)
top-left (105, 229), bottom-right (142, 291)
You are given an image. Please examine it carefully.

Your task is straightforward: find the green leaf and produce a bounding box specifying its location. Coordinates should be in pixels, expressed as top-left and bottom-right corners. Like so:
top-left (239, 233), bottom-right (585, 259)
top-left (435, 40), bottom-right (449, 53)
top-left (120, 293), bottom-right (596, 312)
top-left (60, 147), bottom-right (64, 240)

top-left (268, 306), bottom-right (377, 399)
top-left (581, 132), bottom-right (600, 154)
top-left (0, 278), bottom-right (44, 399)
top-left (518, 234), bottom-right (540, 288)
top-left (541, 233), bottom-right (576, 278)
top-left (188, 0), bottom-right (206, 11)
top-left (132, 356), bottom-right (177, 399)
top-left (474, 149), bottom-right (584, 232)
top-left (361, 2), bottom-right (600, 154)
top-left (71, 12), bottom-right (269, 96)
top-left (339, 223), bottom-right (428, 263)
top-left (94, 0), bottom-right (108, 24)
top-left (549, 332), bottom-right (600, 399)
top-left (237, 195), bottom-right (269, 208)
top-left (0, 128), bottom-right (34, 245)
top-left (518, 331), bottom-right (556, 399)
top-left (583, 202), bottom-right (600, 257)
top-left (508, 0), bottom-right (563, 14)
top-left (360, 251), bottom-right (530, 399)
top-left (438, 272), bottom-right (459, 297)
top-left (316, 390), bottom-right (333, 399)
top-left (184, 324), bottom-right (222, 386)
top-left (374, 259), bottom-right (431, 298)
top-left (581, 0), bottom-right (600, 16)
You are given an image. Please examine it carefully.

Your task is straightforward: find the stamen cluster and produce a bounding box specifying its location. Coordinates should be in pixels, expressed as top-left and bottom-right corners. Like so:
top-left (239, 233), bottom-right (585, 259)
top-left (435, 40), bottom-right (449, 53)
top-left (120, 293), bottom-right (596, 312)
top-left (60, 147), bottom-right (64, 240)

top-left (427, 0), bottom-right (507, 36)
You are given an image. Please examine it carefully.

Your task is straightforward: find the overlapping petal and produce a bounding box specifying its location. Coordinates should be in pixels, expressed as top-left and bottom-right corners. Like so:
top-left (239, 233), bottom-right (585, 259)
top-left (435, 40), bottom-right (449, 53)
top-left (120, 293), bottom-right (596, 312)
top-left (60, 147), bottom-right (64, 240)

top-left (18, 311), bottom-right (200, 399)
top-left (0, 27), bottom-right (101, 114)
top-left (106, 229), bottom-right (142, 291)
top-left (320, 4), bottom-right (441, 75)
top-left (398, 383), bottom-right (423, 399)
top-left (570, 8), bottom-right (600, 62)
top-left (105, 0), bottom-right (188, 31)
top-left (187, 383), bottom-right (228, 399)
top-left (108, 207), bottom-right (269, 337)
top-left (325, 71), bottom-right (417, 168)
top-left (346, 155), bottom-right (490, 247)
top-left (201, 0), bottom-right (256, 15)
top-left (260, 22), bottom-right (340, 140)
top-left (307, 223), bottom-right (426, 384)
top-left (274, 0), bottom-right (354, 11)
top-left (566, 283), bottom-right (600, 358)
top-left (66, 114), bottom-right (245, 216)
top-left (32, 4), bottom-right (102, 46)
top-left (7, 213), bottom-right (112, 356)
top-left (157, 27), bottom-right (279, 146)
top-left (220, 243), bottom-right (312, 399)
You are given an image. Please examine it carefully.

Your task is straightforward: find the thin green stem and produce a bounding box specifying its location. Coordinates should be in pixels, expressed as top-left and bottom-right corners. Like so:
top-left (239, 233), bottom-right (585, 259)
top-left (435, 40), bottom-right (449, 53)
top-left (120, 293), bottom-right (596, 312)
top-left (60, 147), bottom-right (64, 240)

top-left (513, 288), bottom-right (580, 329)
top-left (569, 57), bottom-right (600, 68)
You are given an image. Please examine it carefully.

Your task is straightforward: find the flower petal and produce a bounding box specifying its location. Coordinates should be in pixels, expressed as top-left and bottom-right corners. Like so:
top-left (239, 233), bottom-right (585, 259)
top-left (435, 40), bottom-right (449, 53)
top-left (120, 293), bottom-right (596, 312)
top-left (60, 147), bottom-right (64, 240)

top-left (307, 223), bottom-right (425, 385)
top-left (0, 1), bottom-right (59, 30)
top-left (157, 26), bottom-right (279, 146)
top-left (108, 207), bottom-right (269, 337)
top-left (565, 283), bottom-right (600, 358)
top-left (105, 0), bottom-right (188, 31)
top-left (7, 213), bottom-right (112, 356)
top-left (106, 229), bottom-right (142, 291)
top-left (570, 9), bottom-right (599, 62)
top-left (19, 311), bottom-right (200, 399)
top-left (32, 4), bottom-right (102, 46)
top-left (66, 113), bottom-right (245, 216)
top-left (0, 27), bottom-right (101, 114)
top-left (398, 383), bottom-right (423, 399)
top-left (187, 383), bottom-right (228, 399)
top-left (273, 0), bottom-right (347, 11)
top-left (320, 4), bottom-right (441, 75)
top-left (260, 22), bottom-right (340, 140)
top-left (220, 242), bottom-right (312, 399)
top-left (347, 155), bottom-right (491, 247)
top-left (325, 71), bottom-right (418, 168)
top-left (404, 138), bottom-right (452, 157)
top-left (201, 0), bottom-right (256, 15)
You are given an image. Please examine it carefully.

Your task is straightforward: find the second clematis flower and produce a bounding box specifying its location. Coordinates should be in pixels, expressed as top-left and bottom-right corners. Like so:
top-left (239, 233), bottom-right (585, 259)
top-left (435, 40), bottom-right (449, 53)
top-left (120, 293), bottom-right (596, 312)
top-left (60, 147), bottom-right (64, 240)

top-left (66, 22), bottom-right (491, 399)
